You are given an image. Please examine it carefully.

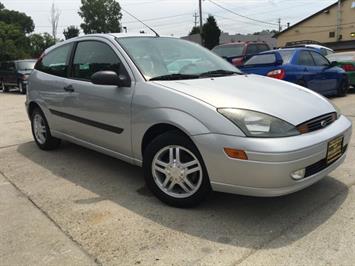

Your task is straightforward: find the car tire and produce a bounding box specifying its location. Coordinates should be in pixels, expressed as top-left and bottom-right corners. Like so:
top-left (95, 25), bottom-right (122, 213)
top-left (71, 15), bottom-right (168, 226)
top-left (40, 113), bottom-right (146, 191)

top-left (298, 80), bottom-right (307, 88)
top-left (18, 82), bottom-right (26, 94)
top-left (1, 80), bottom-right (8, 92)
top-left (30, 108), bottom-right (61, 150)
top-left (143, 131), bottom-right (211, 208)
top-left (337, 80), bottom-right (348, 97)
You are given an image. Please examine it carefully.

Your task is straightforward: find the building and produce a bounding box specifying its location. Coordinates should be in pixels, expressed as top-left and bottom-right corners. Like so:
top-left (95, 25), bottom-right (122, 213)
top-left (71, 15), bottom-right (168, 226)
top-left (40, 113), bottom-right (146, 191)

top-left (275, 0), bottom-right (355, 51)
top-left (181, 32), bottom-right (277, 49)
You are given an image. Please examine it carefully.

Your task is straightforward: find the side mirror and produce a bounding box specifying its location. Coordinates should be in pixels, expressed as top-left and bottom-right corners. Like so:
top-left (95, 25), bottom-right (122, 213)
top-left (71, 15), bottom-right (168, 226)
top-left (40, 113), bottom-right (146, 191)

top-left (91, 71), bottom-right (131, 87)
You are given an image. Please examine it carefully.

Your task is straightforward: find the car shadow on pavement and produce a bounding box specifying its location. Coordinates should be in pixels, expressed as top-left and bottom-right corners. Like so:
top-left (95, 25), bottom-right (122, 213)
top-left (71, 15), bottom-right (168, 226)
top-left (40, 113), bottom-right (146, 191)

top-left (17, 141), bottom-right (348, 249)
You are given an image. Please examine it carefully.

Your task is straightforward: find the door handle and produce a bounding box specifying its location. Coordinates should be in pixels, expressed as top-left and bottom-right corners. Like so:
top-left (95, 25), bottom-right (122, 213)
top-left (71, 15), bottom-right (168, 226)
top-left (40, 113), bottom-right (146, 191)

top-left (63, 85), bottom-right (74, 92)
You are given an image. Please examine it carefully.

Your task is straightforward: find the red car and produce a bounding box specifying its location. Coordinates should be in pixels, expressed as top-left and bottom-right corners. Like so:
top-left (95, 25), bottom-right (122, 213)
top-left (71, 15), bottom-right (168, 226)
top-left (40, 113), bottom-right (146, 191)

top-left (212, 41), bottom-right (270, 67)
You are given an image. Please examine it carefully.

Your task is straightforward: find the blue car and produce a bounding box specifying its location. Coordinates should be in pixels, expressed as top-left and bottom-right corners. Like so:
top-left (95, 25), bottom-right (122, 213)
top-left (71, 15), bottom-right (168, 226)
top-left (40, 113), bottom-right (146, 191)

top-left (239, 48), bottom-right (349, 97)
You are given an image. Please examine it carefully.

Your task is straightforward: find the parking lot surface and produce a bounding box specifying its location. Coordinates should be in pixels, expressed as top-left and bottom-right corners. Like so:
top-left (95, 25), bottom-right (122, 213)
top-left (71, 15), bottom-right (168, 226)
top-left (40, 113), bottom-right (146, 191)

top-left (1, 92), bottom-right (355, 266)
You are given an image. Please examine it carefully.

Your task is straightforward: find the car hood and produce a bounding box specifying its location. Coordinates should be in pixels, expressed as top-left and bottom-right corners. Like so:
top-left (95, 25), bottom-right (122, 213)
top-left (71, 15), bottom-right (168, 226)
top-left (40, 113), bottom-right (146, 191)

top-left (154, 74), bottom-right (335, 125)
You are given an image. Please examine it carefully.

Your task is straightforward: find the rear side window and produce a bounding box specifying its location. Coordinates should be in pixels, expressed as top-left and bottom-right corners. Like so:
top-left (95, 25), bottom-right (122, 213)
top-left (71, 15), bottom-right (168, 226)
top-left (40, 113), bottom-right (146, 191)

top-left (257, 44), bottom-right (269, 53)
top-left (244, 54), bottom-right (276, 65)
top-left (246, 44), bottom-right (258, 55)
top-left (297, 51), bottom-right (315, 66)
top-left (36, 43), bottom-right (73, 77)
top-left (71, 41), bottom-right (121, 81)
top-left (212, 44), bottom-right (244, 58)
top-left (310, 51), bottom-right (329, 66)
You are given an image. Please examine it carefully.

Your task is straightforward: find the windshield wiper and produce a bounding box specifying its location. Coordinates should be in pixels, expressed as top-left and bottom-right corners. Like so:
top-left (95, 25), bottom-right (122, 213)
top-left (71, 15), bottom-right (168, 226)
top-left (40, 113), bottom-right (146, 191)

top-left (150, 73), bottom-right (199, 81)
top-left (199, 69), bottom-right (241, 77)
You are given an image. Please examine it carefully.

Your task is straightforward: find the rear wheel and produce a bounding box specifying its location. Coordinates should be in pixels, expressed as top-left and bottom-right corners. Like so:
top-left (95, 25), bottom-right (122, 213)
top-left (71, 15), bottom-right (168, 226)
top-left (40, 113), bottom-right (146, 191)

top-left (337, 80), bottom-right (348, 97)
top-left (1, 80), bottom-right (8, 92)
top-left (30, 108), bottom-right (61, 150)
top-left (143, 131), bottom-right (211, 207)
top-left (18, 82), bottom-right (26, 94)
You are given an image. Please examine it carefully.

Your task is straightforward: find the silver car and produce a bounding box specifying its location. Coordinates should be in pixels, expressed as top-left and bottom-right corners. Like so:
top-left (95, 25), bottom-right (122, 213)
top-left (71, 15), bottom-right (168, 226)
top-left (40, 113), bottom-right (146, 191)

top-left (26, 34), bottom-right (352, 207)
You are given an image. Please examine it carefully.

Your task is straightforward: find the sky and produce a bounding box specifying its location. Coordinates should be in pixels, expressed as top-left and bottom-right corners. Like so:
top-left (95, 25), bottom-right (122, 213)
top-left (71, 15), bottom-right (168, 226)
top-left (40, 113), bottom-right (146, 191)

top-left (0, 0), bottom-right (337, 38)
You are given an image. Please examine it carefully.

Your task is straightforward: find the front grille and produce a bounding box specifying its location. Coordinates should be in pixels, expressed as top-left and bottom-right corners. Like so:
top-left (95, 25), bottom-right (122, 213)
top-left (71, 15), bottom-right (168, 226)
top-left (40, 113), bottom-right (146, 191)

top-left (304, 144), bottom-right (348, 177)
top-left (297, 113), bottom-right (337, 134)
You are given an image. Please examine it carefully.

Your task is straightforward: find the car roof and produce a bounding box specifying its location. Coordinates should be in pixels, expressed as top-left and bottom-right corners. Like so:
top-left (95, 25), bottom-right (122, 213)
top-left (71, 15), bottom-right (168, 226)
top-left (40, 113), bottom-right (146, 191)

top-left (44, 33), bottom-right (175, 54)
top-left (214, 41), bottom-right (267, 48)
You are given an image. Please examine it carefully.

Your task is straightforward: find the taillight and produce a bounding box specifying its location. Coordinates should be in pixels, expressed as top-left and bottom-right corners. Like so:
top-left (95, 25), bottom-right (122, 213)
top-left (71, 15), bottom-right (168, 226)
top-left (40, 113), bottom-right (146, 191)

top-left (267, 69), bottom-right (285, 80)
top-left (232, 57), bottom-right (243, 67)
top-left (341, 64), bottom-right (355, 72)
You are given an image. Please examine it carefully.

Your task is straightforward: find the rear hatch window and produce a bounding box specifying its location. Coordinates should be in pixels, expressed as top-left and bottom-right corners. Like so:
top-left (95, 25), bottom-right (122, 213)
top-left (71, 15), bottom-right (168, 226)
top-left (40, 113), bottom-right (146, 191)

top-left (244, 53), bottom-right (276, 66)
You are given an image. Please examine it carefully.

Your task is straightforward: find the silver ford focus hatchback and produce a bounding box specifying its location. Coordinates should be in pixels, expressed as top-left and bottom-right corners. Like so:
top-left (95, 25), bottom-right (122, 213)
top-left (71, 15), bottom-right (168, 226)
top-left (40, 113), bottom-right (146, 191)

top-left (26, 34), bottom-right (352, 207)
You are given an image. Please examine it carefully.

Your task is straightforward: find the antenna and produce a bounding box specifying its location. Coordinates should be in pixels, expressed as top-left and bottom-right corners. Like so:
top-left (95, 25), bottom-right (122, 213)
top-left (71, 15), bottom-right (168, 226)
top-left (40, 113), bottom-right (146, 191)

top-left (121, 8), bottom-right (160, 37)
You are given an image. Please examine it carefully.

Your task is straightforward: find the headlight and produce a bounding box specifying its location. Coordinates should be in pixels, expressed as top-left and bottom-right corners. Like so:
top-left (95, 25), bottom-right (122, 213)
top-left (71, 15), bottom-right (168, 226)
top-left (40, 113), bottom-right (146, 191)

top-left (218, 108), bottom-right (300, 138)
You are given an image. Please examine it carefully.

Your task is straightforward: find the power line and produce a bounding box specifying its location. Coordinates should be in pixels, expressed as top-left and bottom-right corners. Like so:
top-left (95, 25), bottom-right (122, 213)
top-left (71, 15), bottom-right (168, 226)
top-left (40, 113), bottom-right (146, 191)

top-left (206, 0), bottom-right (279, 26)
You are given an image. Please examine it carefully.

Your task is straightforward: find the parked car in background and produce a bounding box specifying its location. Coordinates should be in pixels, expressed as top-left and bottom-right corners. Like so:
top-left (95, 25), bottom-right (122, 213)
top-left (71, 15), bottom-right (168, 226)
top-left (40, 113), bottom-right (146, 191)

top-left (239, 48), bottom-right (348, 97)
top-left (0, 59), bottom-right (37, 94)
top-left (212, 41), bottom-right (270, 67)
top-left (26, 34), bottom-right (352, 207)
top-left (326, 52), bottom-right (355, 88)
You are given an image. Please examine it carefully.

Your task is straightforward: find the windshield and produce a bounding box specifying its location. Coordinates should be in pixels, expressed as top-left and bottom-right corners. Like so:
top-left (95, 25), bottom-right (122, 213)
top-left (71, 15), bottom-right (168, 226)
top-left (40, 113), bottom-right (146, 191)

top-left (16, 61), bottom-right (36, 70)
top-left (212, 44), bottom-right (244, 58)
top-left (117, 37), bottom-right (241, 80)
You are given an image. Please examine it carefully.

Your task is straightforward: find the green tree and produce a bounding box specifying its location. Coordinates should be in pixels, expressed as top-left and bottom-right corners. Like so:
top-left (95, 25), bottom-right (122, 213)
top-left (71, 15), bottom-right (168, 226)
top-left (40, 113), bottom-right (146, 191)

top-left (0, 22), bottom-right (30, 61)
top-left (78, 0), bottom-right (122, 34)
top-left (0, 7), bottom-right (35, 34)
top-left (189, 26), bottom-right (200, 36)
top-left (0, 2), bottom-right (4, 10)
top-left (63, 25), bottom-right (80, 40)
top-left (28, 33), bottom-right (56, 58)
top-left (201, 15), bottom-right (221, 50)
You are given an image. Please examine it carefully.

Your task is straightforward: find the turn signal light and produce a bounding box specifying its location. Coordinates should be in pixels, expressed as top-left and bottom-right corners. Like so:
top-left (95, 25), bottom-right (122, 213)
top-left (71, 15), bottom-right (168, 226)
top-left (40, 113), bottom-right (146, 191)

top-left (224, 148), bottom-right (248, 160)
top-left (267, 69), bottom-right (285, 80)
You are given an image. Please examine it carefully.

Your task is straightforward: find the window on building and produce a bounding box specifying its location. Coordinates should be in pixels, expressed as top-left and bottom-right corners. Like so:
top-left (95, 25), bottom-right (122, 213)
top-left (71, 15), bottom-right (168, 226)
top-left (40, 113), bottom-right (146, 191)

top-left (329, 32), bottom-right (335, 38)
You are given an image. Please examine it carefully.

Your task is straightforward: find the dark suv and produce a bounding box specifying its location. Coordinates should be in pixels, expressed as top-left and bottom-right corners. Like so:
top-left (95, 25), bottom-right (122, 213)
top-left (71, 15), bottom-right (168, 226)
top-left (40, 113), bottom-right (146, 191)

top-left (212, 42), bottom-right (270, 67)
top-left (0, 59), bottom-right (37, 94)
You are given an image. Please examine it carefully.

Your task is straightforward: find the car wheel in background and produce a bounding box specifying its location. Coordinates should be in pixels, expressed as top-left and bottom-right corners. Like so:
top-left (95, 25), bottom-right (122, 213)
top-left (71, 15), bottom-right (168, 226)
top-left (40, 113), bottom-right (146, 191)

top-left (30, 108), bottom-right (61, 150)
top-left (18, 82), bottom-right (26, 94)
top-left (143, 131), bottom-right (211, 207)
top-left (1, 80), bottom-right (8, 92)
top-left (298, 80), bottom-right (307, 88)
top-left (337, 80), bottom-right (348, 97)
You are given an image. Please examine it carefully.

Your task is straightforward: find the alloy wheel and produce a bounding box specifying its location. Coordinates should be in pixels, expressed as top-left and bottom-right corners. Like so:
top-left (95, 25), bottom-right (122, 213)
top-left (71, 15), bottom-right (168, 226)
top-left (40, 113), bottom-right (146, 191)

top-left (33, 113), bottom-right (47, 144)
top-left (152, 145), bottom-right (203, 199)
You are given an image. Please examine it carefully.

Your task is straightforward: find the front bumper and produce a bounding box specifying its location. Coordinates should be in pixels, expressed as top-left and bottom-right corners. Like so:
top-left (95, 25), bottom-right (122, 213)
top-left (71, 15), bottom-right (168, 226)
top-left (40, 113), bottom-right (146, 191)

top-left (192, 115), bottom-right (352, 197)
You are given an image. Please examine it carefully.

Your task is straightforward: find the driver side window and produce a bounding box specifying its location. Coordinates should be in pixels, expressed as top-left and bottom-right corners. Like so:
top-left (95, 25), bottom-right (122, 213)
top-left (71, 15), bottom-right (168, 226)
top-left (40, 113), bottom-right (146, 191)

top-left (71, 41), bottom-right (123, 81)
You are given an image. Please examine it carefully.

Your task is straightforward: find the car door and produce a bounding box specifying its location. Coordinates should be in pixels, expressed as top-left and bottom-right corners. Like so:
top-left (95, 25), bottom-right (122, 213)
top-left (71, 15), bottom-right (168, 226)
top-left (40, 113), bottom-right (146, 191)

top-left (295, 50), bottom-right (321, 91)
top-left (62, 39), bottom-right (134, 157)
top-left (7, 62), bottom-right (17, 86)
top-left (310, 51), bottom-right (337, 94)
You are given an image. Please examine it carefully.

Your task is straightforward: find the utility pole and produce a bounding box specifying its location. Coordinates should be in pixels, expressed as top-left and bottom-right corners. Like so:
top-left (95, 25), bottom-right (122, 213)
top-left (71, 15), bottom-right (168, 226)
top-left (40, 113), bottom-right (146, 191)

top-left (199, 0), bottom-right (203, 41)
top-left (336, 0), bottom-right (342, 41)
top-left (278, 18), bottom-right (282, 32)
top-left (193, 11), bottom-right (199, 28)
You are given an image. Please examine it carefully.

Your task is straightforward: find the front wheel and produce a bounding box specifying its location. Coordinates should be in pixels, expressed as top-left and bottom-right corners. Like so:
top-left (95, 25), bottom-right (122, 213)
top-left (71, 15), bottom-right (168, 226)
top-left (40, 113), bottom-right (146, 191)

top-left (143, 131), bottom-right (211, 207)
top-left (30, 108), bottom-right (61, 150)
